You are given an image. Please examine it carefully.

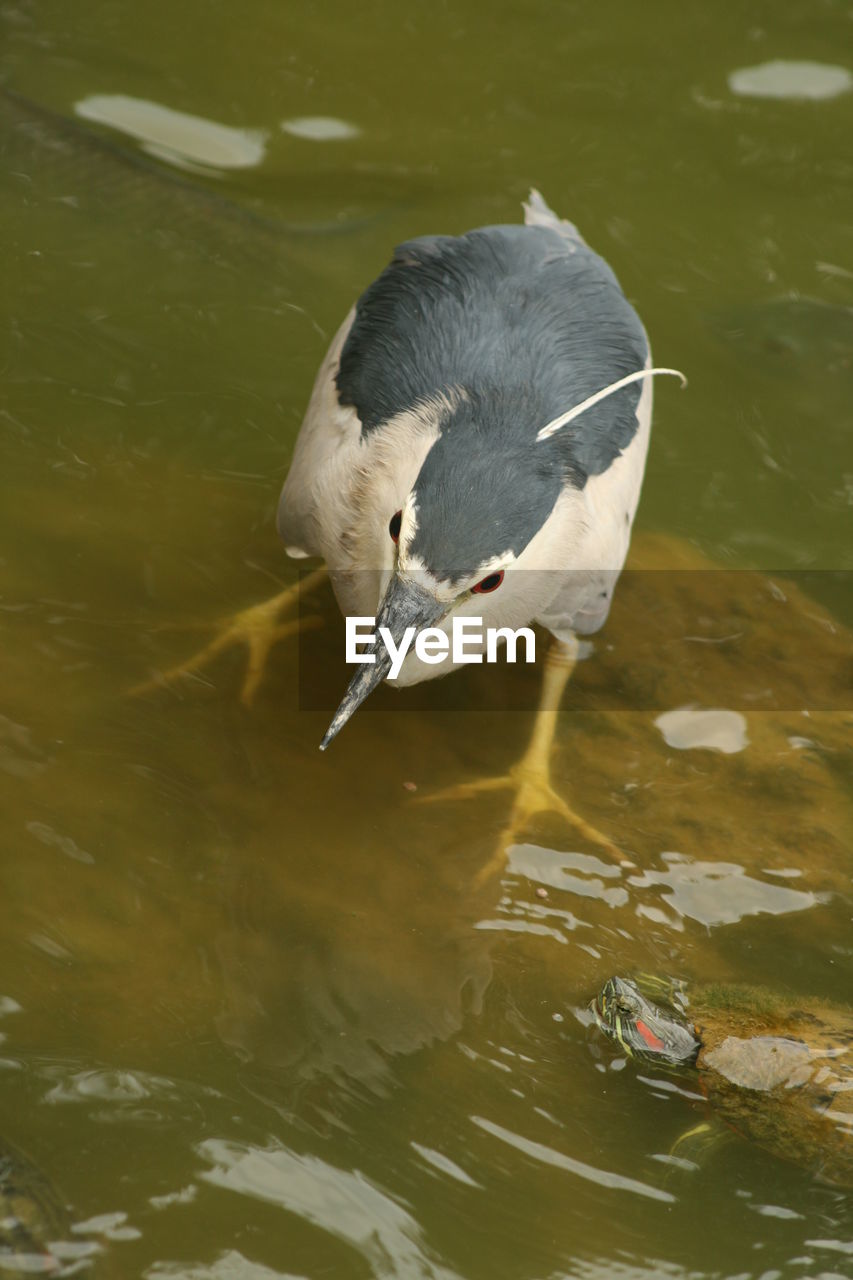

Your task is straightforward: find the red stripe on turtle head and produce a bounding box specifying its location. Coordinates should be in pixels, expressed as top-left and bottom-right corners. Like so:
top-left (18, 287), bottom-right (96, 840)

top-left (635, 1019), bottom-right (666, 1052)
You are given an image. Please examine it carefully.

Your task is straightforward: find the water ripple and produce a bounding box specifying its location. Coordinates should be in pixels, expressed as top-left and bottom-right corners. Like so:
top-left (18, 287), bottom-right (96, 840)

top-left (197, 1139), bottom-right (462, 1279)
top-left (470, 1116), bottom-right (675, 1204)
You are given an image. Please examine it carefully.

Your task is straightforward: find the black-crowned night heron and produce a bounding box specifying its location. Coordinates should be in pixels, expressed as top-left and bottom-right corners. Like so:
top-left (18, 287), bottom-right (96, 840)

top-left (145, 191), bottom-right (682, 875)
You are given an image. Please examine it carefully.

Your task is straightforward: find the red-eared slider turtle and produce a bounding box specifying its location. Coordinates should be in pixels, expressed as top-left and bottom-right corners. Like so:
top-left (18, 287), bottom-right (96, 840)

top-left (592, 975), bottom-right (853, 1186)
top-left (0, 1137), bottom-right (75, 1276)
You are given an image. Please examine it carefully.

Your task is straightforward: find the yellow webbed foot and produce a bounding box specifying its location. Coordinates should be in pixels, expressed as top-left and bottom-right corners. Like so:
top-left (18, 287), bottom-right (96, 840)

top-left (132, 568), bottom-right (326, 706)
top-left (476, 764), bottom-right (626, 888)
top-left (414, 637), bottom-right (630, 885)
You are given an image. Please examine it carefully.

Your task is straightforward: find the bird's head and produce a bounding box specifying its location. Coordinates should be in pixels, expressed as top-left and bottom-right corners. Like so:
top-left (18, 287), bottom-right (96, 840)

top-left (320, 393), bottom-right (577, 749)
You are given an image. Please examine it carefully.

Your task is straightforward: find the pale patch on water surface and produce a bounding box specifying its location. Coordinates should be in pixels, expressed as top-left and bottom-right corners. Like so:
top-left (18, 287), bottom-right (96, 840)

top-left (72, 1210), bottom-right (141, 1241)
top-left (280, 116), bottom-right (361, 141)
top-left (75, 95), bottom-right (268, 172)
top-left (629, 852), bottom-right (823, 928)
top-left (636, 1075), bottom-right (704, 1103)
top-left (749, 1203), bottom-right (804, 1220)
top-left (476, 841), bottom-right (821, 938)
top-left (149, 1185), bottom-right (198, 1210)
top-left (37, 1063), bottom-right (221, 1132)
top-left (26, 820), bottom-right (95, 864)
top-left (28, 932), bottom-right (73, 961)
top-left (804, 1237), bottom-right (853, 1256)
top-left (571, 1262), bottom-right (707, 1280)
top-left (475, 845), bottom-right (627, 941)
top-left (410, 1141), bottom-right (481, 1187)
top-left (42, 1238), bottom-right (103, 1271)
top-left (44, 1068), bottom-right (164, 1104)
top-left (505, 844), bottom-right (627, 900)
top-left (0, 715), bottom-right (47, 780)
top-left (470, 1116), bottom-right (674, 1203)
top-left (655, 706), bottom-right (749, 754)
top-left (728, 60), bottom-right (853, 101)
top-left (198, 1139), bottom-right (461, 1279)
top-left (148, 1252), bottom-right (306, 1279)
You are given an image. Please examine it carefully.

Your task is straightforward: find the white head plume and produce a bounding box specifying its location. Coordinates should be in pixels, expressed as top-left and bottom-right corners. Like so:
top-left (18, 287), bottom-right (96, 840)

top-left (536, 367), bottom-right (686, 443)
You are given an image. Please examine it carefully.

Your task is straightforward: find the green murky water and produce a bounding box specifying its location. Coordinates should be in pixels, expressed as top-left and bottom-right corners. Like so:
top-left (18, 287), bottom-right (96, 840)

top-left (2, 1), bottom-right (853, 1276)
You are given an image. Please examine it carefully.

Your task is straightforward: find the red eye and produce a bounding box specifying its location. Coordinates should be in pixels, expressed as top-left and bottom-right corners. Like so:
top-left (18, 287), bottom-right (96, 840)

top-left (389, 510), bottom-right (402, 543)
top-left (472, 570), bottom-right (504, 594)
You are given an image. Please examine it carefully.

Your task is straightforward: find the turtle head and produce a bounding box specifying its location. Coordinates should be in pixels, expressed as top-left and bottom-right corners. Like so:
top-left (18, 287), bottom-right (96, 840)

top-left (592, 976), bottom-right (700, 1066)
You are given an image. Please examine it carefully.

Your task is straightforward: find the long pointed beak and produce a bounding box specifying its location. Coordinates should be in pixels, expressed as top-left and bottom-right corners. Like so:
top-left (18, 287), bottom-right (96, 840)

top-left (319, 575), bottom-right (445, 750)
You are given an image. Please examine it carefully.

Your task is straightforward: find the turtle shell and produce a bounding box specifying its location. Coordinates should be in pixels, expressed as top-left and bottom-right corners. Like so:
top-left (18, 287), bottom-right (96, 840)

top-left (690, 984), bottom-right (853, 1185)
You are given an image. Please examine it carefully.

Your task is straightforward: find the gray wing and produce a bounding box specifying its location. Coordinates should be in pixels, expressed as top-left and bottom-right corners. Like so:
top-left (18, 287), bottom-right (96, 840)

top-left (333, 196), bottom-right (648, 485)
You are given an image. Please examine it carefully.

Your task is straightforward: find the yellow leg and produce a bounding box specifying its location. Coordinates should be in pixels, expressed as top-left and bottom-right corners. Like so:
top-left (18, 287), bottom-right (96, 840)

top-left (131, 568), bottom-right (326, 706)
top-left (418, 638), bottom-right (627, 884)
